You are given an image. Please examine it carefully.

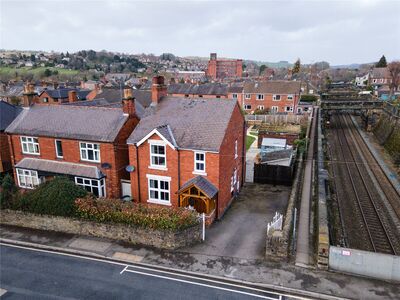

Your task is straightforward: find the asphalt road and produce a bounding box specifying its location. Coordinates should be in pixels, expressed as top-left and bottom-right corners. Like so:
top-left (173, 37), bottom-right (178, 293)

top-left (0, 243), bottom-right (297, 300)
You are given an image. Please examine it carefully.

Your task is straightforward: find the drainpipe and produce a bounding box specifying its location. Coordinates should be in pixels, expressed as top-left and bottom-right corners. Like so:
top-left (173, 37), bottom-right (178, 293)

top-left (135, 145), bottom-right (140, 202)
top-left (178, 149), bottom-right (181, 207)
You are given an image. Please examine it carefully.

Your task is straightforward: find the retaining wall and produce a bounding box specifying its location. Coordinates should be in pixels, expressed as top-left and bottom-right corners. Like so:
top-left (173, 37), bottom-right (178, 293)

top-left (329, 246), bottom-right (400, 282)
top-left (0, 209), bottom-right (202, 250)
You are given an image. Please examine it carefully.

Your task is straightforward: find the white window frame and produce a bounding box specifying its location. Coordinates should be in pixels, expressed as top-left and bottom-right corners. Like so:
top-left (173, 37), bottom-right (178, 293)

top-left (146, 174), bottom-right (171, 205)
top-left (149, 140), bottom-right (167, 170)
top-left (193, 151), bottom-right (206, 175)
top-left (245, 93), bottom-right (251, 99)
top-left (75, 177), bottom-right (106, 197)
top-left (271, 106), bottom-right (279, 113)
top-left (80, 142), bottom-right (100, 163)
top-left (16, 168), bottom-right (40, 189)
top-left (21, 136), bottom-right (40, 155)
top-left (273, 94), bottom-right (281, 101)
top-left (232, 93), bottom-right (238, 99)
top-left (256, 94), bottom-right (264, 100)
top-left (235, 140), bottom-right (238, 159)
top-left (286, 106), bottom-right (294, 112)
top-left (244, 104), bottom-right (251, 110)
top-left (55, 139), bottom-right (63, 158)
top-left (257, 105), bottom-right (265, 110)
top-left (287, 94), bottom-right (294, 100)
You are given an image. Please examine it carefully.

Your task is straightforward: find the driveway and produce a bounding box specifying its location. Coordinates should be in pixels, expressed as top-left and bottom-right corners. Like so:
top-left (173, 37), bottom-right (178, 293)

top-left (181, 183), bottom-right (290, 260)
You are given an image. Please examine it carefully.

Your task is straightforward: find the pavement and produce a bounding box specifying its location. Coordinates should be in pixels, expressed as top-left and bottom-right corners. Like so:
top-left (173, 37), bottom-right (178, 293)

top-left (246, 126), bottom-right (259, 183)
top-left (1, 224), bottom-right (400, 299)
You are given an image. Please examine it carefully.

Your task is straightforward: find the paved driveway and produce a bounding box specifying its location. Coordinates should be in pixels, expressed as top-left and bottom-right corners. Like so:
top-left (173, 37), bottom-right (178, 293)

top-left (181, 183), bottom-right (290, 260)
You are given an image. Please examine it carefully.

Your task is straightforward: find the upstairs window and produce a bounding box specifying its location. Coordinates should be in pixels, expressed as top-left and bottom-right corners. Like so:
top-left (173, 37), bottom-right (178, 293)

top-left (287, 94), bottom-right (294, 100)
top-left (55, 140), bottom-right (63, 158)
top-left (273, 94), bottom-right (281, 101)
top-left (21, 136), bottom-right (40, 155)
top-left (194, 151), bottom-right (206, 173)
top-left (245, 94), bottom-right (251, 99)
top-left (256, 94), bottom-right (264, 100)
top-left (232, 93), bottom-right (238, 99)
top-left (80, 142), bottom-right (100, 162)
top-left (150, 143), bottom-right (166, 168)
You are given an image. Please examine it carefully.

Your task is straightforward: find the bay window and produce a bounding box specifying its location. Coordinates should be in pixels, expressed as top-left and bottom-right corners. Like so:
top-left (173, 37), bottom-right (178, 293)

top-left (16, 168), bottom-right (40, 189)
top-left (75, 177), bottom-right (105, 197)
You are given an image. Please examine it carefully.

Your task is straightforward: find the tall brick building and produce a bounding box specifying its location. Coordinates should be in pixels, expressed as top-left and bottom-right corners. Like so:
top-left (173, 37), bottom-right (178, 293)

top-left (127, 76), bottom-right (246, 223)
top-left (206, 53), bottom-right (243, 80)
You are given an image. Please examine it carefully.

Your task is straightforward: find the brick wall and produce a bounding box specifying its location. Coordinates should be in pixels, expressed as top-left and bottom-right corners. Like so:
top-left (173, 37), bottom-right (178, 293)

top-left (0, 132), bottom-right (11, 173)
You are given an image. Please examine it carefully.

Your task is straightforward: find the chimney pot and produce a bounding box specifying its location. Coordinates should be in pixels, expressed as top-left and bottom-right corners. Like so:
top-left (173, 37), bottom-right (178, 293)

top-left (68, 90), bottom-right (78, 103)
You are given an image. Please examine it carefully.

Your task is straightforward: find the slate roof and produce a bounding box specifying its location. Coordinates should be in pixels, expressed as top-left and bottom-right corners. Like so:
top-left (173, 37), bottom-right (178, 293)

top-left (15, 158), bottom-right (104, 179)
top-left (0, 101), bottom-right (22, 131)
top-left (168, 83), bottom-right (228, 96)
top-left (127, 96), bottom-right (237, 152)
top-left (177, 176), bottom-right (218, 198)
top-left (42, 88), bottom-right (91, 100)
top-left (371, 67), bottom-right (390, 79)
top-left (92, 88), bottom-right (151, 109)
top-left (6, 105), bottom-right (128, 142)
top-left (243, 81), bottom-right (301, 94)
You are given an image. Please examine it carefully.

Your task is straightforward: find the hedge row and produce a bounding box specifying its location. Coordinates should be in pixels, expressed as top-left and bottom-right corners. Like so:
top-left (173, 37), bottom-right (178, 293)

top-left (75, 196), bottom-right (199, 230)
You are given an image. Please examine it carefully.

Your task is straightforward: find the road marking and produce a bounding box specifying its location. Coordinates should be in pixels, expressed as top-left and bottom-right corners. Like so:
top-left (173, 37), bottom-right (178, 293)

top-left (120, 265), bottom-right (128, 275)
top-left (0, 242), bottom-right (311, 300)
top-left (123, 268), bottom-right (279, 300)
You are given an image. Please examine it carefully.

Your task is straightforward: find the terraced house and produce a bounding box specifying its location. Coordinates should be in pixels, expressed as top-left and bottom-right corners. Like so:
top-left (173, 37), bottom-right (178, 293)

top-left (242, 81), bottom-right (302, 114)
top-left (127, 76), bottom-right (246, 223)
top-left (5, 94), bottom-right (140, 198)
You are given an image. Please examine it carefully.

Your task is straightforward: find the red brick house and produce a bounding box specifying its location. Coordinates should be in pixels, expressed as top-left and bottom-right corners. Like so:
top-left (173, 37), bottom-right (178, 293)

top-left (0, 101), bottom-right (22, 174)
top-left (206, 53), bottom-right (243, 80)
top-left (242, 81), bottom-right (301, 114)
top-left (127, 76), bottom-right (246, 223)
top-left (5, 92), bottom-right (139, 198)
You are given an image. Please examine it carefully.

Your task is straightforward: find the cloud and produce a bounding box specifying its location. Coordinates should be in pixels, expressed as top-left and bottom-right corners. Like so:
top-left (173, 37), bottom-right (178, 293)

top-left (1, 0), bottom-right (399, 64)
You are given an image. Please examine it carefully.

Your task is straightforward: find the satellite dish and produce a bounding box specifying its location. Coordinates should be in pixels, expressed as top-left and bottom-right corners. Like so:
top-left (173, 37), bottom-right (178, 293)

top-left (101, 163), bottom-right (111, 169)
top-left (125, 165), bottom-right (135, 172)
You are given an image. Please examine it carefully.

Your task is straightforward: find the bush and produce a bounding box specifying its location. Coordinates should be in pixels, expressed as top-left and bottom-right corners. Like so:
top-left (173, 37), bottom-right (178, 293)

top-left (75, 196), bottom-right (199, 231)
top-left (14, 177), bottom-right (87, 217)
top-left (0, 174), bottom-right (18, 209)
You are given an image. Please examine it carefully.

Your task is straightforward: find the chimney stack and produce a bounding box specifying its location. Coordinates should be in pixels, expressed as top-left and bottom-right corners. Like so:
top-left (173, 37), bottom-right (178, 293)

top-left (151, 76), bottom-right (167, 106)
top-left (122, 87), bottom-right (137, 118)
top-left (68, 90), bottom-right (78, 103)
top-left (22, 83), bottom-right (38, 107)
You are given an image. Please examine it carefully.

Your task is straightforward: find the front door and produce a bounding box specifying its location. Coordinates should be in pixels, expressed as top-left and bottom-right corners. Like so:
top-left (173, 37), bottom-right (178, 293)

top-left (121, 180), bottom-right (132, 200)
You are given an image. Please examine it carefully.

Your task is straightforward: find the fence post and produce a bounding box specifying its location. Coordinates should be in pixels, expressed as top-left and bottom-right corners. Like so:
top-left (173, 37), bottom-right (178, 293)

top-left (202, 213), bottom-right (205, 241)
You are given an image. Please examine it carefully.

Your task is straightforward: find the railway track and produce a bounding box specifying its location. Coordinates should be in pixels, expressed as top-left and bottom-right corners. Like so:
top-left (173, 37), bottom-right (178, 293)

top-left (330, 114), bottom-right (396, 255)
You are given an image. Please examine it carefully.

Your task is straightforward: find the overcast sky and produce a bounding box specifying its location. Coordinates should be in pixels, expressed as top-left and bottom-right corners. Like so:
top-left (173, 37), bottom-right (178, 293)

top-left (1, 0), bottom-right (399, 65)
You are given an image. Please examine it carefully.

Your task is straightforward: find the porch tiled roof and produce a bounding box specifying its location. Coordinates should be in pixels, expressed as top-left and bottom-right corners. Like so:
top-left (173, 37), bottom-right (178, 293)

top-left (177, 176), bottom-right (218, 199)
top-left (15, 158), bottom-right (105, 179)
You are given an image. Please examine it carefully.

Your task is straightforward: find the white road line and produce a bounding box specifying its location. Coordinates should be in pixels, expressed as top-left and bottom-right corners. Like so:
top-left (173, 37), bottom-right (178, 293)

top-left (123, 268), bottom-right (279, 300)
top-left (120, 265), bottom-right (128, 275)
top-left (123, 265), bottom-right (285, 298)
top-left (0, 242), bottom-right (309, 300)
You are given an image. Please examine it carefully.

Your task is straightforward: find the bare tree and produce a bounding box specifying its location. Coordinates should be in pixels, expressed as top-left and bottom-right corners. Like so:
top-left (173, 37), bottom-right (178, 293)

top-left (388, 61), bottom-right (400, 98)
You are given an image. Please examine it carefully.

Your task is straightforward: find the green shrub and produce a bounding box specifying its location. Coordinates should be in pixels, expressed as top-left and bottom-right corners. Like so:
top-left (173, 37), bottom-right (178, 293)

top-left (0, 174), bottom-right (18, 209)
top-left (15, 177), bottom-right (87, 217)
top-left (75, 196), bottom-right (199, 231)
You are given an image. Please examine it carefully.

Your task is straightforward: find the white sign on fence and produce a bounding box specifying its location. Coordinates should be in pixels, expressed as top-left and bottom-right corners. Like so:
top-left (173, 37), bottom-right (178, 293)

top-left (267, 212), bottom-right (283, 235)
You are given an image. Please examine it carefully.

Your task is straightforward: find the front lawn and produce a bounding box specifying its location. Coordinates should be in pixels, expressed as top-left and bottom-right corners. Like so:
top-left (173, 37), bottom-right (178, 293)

top-left (246, 135), bottom-right (256, 150)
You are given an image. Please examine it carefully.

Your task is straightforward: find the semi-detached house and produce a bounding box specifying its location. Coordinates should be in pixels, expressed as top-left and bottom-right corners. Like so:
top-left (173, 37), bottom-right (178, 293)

top-left (127, 76), bottom-right (246, 223)
top-left (5, 96), bottom-right (139, 198)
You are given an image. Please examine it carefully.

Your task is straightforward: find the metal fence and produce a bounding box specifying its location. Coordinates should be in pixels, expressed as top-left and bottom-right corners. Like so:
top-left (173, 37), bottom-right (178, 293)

top-left (329, 246), bottom-right (400, 282)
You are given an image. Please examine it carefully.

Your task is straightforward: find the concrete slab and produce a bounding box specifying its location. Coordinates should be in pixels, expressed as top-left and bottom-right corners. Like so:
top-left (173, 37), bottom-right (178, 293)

top-left (68, 238), bottom-right (112, 253)
top-left (112, 252), bottom-right (144, 263)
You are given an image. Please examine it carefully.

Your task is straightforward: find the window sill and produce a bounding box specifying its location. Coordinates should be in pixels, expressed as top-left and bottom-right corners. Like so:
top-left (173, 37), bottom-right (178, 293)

top-left (147, 199), bottom-right (171, 206)
top-left (148, 165), bottom-right (168, 171)
top-left (193, 171), bottom-right (207, 176)
top-left (21, 152), bottom-right (40, 156)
